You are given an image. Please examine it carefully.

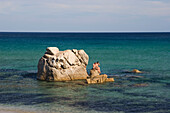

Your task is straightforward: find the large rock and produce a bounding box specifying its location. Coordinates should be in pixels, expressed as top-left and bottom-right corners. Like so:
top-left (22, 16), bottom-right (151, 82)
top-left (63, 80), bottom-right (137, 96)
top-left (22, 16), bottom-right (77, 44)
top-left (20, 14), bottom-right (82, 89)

top-left (37, 47), bottom-right (89, 81)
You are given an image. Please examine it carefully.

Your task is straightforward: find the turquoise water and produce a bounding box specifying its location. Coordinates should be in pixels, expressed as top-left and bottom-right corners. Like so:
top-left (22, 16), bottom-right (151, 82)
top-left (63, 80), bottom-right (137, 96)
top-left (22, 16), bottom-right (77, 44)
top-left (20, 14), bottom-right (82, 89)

top-left (0, 32), bottom-right (170, 112)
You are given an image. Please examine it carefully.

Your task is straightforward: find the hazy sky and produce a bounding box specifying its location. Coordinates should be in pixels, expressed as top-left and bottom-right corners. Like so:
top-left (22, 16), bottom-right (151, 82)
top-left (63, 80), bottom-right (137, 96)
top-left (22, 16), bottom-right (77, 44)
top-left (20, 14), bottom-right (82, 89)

top-left (0, 0), bottom-right (170, 32)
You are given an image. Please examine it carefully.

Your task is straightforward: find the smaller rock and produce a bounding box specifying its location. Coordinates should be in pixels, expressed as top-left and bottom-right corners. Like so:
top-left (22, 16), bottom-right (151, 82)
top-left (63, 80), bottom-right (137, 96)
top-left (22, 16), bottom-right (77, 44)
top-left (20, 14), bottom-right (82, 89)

top-left (86, 74), bottom-right (109, 84)
top-left (86, 69), bottom-right (114, 84)
top-left (89, 69), bottom-right (99, 78)
top-left (123, 69), bottom-right (143, 73)
top-left (131, 69), bottom-right (142, 73)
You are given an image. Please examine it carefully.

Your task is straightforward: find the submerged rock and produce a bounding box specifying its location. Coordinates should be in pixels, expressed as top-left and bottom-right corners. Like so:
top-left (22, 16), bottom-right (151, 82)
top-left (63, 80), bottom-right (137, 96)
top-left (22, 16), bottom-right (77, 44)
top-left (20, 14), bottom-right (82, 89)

top-left (37, 47), bottom-right (89, 81)
top-left (129, 83), bottom-right (149, 87)
top-left (131, 69), bottom-right (143, 73)
top-left (125, 75), bottom-right (144, 78)
top-left (123, 69), bottom-right (143, 73)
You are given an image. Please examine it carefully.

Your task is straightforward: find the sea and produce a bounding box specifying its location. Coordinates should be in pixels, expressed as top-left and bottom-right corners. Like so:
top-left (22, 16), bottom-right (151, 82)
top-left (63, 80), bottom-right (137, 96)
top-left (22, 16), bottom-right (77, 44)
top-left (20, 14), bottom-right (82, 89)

top-left (0, 32), bottom-right (170, 113)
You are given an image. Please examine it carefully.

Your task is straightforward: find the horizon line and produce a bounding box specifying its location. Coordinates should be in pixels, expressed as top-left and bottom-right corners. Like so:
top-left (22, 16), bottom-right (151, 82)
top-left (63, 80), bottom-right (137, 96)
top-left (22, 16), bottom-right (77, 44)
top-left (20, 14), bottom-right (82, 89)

top-left (0, 31), bottom-right (170, 33)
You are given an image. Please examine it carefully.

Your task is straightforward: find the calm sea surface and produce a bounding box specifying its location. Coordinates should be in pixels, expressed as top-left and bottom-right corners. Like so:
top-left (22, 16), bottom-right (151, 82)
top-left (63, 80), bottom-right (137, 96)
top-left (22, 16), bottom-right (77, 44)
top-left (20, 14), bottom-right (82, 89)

top-left (0, 32), bottom-right (170, 113)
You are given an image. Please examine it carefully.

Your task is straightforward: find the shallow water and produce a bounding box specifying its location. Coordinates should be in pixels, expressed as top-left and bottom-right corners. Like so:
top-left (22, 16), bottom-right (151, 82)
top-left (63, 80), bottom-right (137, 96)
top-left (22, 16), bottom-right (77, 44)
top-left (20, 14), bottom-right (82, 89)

top-left (0, 32), bottom-right (170, 113)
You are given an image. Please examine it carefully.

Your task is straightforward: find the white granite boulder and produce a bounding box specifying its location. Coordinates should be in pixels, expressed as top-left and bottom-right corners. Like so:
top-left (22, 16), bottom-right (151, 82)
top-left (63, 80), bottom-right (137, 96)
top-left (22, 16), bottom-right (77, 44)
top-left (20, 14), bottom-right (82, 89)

top-left (37, 47), bottom-right (89, 81)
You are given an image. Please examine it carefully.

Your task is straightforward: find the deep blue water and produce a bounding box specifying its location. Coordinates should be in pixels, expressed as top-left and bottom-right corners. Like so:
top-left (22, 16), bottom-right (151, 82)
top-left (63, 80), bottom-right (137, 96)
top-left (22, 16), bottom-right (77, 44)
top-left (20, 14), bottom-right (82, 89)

top-left (0, 32), bottom-right (170, 113)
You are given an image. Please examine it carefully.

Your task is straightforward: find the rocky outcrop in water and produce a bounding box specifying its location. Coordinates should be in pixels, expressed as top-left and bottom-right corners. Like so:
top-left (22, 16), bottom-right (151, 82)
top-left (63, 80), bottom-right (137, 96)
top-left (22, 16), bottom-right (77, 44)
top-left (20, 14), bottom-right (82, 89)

top-left (37, 47), bottom-right (89, 81)
top-left (86, 69), bottom-right (114, 84)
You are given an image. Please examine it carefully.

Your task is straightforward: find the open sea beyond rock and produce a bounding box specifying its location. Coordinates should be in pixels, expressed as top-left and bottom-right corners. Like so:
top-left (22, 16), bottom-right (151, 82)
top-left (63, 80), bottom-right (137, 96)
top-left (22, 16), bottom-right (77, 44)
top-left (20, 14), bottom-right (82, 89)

top-left (0, 32), bottom-right (170, 113)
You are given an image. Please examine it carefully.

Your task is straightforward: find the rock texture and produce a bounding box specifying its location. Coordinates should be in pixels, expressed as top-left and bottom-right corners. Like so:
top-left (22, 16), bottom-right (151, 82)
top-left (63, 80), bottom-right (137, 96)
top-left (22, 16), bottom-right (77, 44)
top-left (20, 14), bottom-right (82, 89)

top-left (37, 47), bottom-right (89, 81)
top-left (86, 69), bottom-right (114, 84)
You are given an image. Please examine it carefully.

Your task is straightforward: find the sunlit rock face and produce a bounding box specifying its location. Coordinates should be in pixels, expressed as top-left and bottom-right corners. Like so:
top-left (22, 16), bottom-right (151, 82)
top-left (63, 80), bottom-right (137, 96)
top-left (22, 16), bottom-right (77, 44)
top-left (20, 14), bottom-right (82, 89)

top-left (37, 47), bottom-right (89, 81)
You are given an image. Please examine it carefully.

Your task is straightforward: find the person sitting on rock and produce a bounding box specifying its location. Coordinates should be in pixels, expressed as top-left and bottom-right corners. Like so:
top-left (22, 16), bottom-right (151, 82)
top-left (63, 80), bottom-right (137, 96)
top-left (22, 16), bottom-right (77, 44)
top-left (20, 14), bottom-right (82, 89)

top-left (93, 62), bottom-right (97, 69)
top-left (93, 61), bottom-right (101, 74)
top-left (96, 61), bottom-right (101, 73)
